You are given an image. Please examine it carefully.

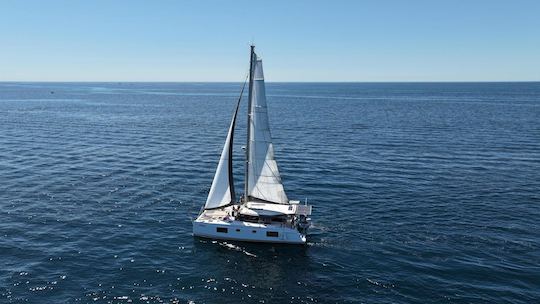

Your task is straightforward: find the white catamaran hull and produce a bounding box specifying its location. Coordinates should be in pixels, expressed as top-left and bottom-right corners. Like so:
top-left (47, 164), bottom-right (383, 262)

top-left (193, 218), bottom-right (306, 244)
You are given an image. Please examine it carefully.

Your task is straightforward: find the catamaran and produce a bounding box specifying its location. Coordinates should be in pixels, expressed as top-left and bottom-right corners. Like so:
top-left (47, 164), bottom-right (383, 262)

top-left (192, 46), bottom-right (312, 244)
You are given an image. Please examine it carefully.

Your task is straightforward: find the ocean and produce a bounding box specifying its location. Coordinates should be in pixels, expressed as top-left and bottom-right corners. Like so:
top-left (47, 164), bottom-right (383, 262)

top-left (0, 82), bottom-right (539, 303)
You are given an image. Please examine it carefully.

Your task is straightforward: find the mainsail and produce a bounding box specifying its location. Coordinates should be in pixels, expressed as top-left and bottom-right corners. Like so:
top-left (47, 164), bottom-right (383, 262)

top-left (204, 95), bottom-right (241, 209)
top-left (246, 54), bottom-right (289, 204)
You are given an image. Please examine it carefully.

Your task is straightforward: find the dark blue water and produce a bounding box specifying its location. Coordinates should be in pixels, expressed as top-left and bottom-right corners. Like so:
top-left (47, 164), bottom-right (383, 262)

top-left (1, 82), bottom-right (539, 303)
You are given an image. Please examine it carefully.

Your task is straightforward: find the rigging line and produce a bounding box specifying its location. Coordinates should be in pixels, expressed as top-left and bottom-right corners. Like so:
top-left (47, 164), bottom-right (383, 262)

top-left (264, 159), bottom-right (283, 182)
top-left (237, 73), bottom-right (249, 105)
top-left (228, 72), bottom-right (249, 203)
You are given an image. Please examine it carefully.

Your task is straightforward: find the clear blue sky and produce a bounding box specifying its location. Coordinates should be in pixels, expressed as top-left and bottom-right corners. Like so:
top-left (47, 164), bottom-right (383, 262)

top-left (1, 0), bottom-right (539, 81)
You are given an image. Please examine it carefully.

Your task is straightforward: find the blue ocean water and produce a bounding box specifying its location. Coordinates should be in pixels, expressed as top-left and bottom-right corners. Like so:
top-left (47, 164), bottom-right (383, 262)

top-left (0, 82), bottom-right (539, 303)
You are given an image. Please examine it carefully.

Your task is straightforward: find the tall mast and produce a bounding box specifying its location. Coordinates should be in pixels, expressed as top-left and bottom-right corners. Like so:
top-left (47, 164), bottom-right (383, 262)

top-left (244, 45), bottom-right (255, 203)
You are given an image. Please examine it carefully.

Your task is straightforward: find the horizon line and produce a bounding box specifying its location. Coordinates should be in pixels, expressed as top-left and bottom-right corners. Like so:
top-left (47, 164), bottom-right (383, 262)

top-left (1, 80), bottom-right (539, 84)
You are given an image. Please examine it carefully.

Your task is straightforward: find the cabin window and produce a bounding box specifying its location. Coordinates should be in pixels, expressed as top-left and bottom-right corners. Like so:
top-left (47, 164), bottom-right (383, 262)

top-left (252, 230), bottom-right (257, 233)
top-left (266, 231), bottom-right (279, 237)
top-left (216, 227), bottom-right (228, 233)
top-left (235, 229), bottom-right (240, 232)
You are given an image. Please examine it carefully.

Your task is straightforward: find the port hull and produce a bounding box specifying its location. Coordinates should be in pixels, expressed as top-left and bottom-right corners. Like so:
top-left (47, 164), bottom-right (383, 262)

top-left (193, 219), bottom-right (306, 244)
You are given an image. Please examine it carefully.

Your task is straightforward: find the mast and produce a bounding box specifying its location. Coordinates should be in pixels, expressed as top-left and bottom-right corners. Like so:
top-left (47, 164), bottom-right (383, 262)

top-left (244, 45), bottom-right (255, 203)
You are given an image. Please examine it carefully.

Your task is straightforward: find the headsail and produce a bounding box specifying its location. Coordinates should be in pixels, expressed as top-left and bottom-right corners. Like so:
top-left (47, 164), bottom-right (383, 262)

top-left (246, 54), bottom-right (289, 204)
top-left (204, 94), bottom-right (242, 209)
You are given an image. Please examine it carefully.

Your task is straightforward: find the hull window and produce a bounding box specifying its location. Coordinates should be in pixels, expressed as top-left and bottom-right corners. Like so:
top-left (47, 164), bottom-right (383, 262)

top-left (266, 231), bottom-right (279, 237)
top-left (217, 227), bottom-right (228, 233)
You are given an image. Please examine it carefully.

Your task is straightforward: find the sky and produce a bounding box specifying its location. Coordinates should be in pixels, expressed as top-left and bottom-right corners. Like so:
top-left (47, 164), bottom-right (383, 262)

top-left (0, 0), bottom-right (539, 82)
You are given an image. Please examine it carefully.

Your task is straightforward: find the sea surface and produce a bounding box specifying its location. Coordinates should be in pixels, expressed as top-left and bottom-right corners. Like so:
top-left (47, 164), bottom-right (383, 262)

top-left (0, 82), bottom-right (539, 303)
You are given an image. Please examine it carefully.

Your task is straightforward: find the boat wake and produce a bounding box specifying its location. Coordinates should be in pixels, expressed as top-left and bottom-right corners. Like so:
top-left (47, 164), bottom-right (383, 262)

top-left (217, 241), bottom-right (258, 258)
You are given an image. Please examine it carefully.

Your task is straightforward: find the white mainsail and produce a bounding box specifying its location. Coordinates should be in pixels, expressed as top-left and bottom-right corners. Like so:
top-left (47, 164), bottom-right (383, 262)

top-left (246, 56), bottom-right (289, 204)
top-left (204, 102), bottom-right (239, 209)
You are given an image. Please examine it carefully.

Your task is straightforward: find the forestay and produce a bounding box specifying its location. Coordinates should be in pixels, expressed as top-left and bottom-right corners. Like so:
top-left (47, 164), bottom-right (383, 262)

top-left (247, 56), bottom-right (289, 204)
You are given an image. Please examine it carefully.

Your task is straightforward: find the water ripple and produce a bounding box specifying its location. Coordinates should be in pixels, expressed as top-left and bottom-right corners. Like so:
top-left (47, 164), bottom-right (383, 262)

top-left (1, 82), bottom-right (539, 303)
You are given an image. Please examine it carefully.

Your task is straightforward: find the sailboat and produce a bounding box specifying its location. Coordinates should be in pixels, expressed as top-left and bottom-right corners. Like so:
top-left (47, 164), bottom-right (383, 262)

top-left (193, 46), bottom-right (312, 244)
